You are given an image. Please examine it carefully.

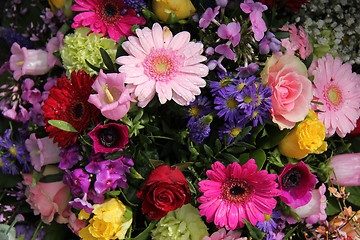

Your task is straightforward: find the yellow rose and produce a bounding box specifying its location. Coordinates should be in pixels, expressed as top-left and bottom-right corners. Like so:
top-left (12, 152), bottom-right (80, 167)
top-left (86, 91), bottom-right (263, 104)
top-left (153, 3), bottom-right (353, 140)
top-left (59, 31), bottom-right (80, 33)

top-left (152, 0), bottom-right (196, 22)
top-left (78, 198), bottom-right (133, 240)
top-left (279, 110), bottom-right (327, 159)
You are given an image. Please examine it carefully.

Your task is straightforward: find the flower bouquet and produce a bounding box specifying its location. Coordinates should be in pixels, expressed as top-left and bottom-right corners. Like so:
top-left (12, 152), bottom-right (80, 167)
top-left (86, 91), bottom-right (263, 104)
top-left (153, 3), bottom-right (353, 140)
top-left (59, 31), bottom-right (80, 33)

top-left (0, 0), bottom-right (360, 239)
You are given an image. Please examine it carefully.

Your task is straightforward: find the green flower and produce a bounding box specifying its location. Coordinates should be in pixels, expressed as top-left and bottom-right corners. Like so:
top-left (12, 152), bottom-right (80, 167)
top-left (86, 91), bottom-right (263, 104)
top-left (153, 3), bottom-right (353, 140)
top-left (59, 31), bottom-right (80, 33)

top-left (60, 27), bottom-right (117, 76)
top-left (151, 204), bottom-right (209, 240)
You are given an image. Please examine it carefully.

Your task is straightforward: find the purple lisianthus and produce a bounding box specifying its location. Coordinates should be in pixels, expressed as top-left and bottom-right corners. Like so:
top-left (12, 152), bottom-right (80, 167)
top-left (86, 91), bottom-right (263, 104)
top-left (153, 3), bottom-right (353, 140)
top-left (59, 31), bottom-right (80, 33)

top-left (88, 123), bottom-right (129, 153)
top-left (58, 144), bottom-right (83, 170)
top-left (189, 115), bottom-right (212, 144)
top-left (278, 161), bottom-right (318, 208)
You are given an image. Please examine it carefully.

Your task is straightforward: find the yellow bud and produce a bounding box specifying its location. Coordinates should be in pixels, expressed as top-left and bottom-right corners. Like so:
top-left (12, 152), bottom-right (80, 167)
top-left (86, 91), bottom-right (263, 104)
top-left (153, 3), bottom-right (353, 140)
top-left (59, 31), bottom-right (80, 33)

top-left (152, 0), bottom-right (196, 22)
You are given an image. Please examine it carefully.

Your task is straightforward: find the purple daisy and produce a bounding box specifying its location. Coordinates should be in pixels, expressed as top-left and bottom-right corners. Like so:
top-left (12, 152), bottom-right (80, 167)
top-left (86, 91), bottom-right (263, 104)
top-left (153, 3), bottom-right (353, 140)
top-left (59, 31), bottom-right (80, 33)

top-left (209, 72), bottom-right (236, 96)
top-left (184, 96), bottom-right (213, 127)
top-left (214, 88), bottom-right (243, 123)
top-left (219, 119), bottom-right (250, 145)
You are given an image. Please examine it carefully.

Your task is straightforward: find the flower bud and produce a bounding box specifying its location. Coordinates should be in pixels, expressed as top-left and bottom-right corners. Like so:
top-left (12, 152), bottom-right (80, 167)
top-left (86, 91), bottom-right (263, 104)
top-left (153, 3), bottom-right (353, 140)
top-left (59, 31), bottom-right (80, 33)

top-left (329, 153), bottom-right (360, 186)
top-left (152, 0), bottom-right (196, 22)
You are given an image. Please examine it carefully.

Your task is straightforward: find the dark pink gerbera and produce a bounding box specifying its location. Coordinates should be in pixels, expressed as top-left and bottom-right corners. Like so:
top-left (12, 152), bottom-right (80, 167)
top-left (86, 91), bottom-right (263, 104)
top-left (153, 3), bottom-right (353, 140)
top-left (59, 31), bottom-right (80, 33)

top-left (71, 0), bottom-right (146, 42)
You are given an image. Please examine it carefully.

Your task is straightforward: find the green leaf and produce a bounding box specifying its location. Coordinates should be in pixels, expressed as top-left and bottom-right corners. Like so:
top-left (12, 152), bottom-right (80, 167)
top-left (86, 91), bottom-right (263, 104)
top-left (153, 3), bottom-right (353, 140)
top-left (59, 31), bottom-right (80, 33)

top-left (325, 196), bottom-right (341, 216)
top-left (346, 186), bottom-right (360, 206)
top-left (243, 219), bottom-right (266, 240)
top-left (0, 172), bottom-right (21, 188)
top-left (215, 139), bottom-right (222, 152)
top-left (260, 126), bottom-right (290, 149)
top-left (100, 48), bottom-right (116, 72)
top-left (283, 224), bottom-right (298, 239)
top-left (166, 12), bottom-right (179, 24)
top-left (85, 59), bottom-right (101, 72)
top-left (48, 120), bottom-right (78, 132)
top-left (203, 144), bottom-right (214, 156)
top-left (115, 37), bottom-right (127, 58)
top-left (130, 220), bottom-right (159, 240)
top-left (39, 173), bottom-right (64, 183)
top-left (221, 152), bottom-right (239, 163)
top-left (173, 162), bottom-right (193, 171)
top-left (250, 149), bottom-right (266, 170)
top-left (238, 153), bottom-right (250, 165)
top-left (129, 167), bottom-right (144, 179)
top-left (274, 31), bottom-right (290, 39)
top-left (0, 224), bottom-right (16, 240)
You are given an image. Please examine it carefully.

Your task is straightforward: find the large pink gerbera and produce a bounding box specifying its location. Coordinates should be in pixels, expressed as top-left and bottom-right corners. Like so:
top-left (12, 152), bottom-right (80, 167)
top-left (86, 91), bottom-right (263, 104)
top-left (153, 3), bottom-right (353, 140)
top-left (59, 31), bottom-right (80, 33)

top-left (116, 23), bottom-right (209, 107)
top-left (198, 159), bottom-right (280, 230)
top-left (71, 0), bottom-right (146, 42)
top-left (309, 54), bottom-right (360, 137)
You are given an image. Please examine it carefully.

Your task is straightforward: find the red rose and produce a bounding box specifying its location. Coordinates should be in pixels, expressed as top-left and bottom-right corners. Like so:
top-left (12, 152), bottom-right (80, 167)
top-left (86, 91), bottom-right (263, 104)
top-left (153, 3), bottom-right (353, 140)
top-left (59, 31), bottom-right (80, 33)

top-left (136, 165), bottom-right (191, 219)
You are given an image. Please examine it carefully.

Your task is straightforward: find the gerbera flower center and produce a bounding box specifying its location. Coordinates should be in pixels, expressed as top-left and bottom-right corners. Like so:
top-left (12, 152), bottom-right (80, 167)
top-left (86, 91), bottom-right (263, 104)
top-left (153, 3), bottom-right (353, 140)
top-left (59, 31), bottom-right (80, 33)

top-left (98, 127), bottom-right (117, 147)
top-left (99, 0), bottom-right (126, 23)
top-left (221, 178), bottom-right (253, 203)
top-left (70, 101), bottom-right (86, 122)
top-left (143, 49), bottom-right (179, 82)
top-left (326, 85), bottom-right (342, 106)
top-left (282, 168), bottom-right (302, 188)
top-left (226, 98), bottom-right (238, 110)
top-left (104, 4), bottom-right (117, 18)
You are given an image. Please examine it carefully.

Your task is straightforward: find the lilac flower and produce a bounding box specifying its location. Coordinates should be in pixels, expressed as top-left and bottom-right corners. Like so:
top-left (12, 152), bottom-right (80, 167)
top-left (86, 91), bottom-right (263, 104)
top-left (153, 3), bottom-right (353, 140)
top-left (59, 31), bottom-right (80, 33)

top-left (218, 119), bottom-right (249, 145)
top-left (259, 32), bottom-right (281, 55)
top-left (189, 115), bottom-right (212, 144)
top-left (29, 103), bottom-right (45, 126)
top-left (0, 129), bottom-right (30, 174)
top-left (240, 0), bottom-right (268, 41)
top-left (199, 6), bottom-right (220, 29)
top-left (215, 44), bottom-right (235, 60)
top-left (214, 88), bottom-right (243, 123)
top-left (235, 63), bottom-right (259, 78)
top-left (184, 96), bottom-right (213, 127)
top-left (217, 22), bottom-right (241, 47)
top-left (63, 169), bottom-right (90, 197)
top-left (87, 189), bottom-right (105, 204)
top-left (58, 144), bottom-right (83, 170)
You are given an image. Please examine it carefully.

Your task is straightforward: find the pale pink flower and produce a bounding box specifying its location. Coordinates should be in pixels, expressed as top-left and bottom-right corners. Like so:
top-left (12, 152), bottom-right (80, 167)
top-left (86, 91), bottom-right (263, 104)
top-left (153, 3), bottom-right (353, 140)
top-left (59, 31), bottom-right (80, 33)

top-left (309, 54), bottom-right (360, 137)
top-left (116, 23), bottom-right (209, 107)
top-left (198, 159), bottom-right (280, 230)
top-left (9, 43), bottom-right (51, 80)
top-left (25, 133), bottom-right (62, 172)
top-left (46, 31), bottom-right (64, 68)
top-left (329, 153), bottom-right (360, 186)
top-left (203, 228), bottom-right (246, 240)
top-left (88, 69), bottom-right (134, 120)
top-left (292, 184), bottom-right (327, 224)
top-left (240, 0), bottom-right (268, 41)
top-left (280, 24), bottom-right (312, 60)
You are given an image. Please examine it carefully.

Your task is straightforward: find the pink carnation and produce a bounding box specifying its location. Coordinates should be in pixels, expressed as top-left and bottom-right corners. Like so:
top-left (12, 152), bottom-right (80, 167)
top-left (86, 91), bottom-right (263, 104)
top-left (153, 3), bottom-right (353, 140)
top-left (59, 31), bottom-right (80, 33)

top-left (280, 24), bottom-right (312, 60)
top-left (203, 228), bottom-right (246, 240)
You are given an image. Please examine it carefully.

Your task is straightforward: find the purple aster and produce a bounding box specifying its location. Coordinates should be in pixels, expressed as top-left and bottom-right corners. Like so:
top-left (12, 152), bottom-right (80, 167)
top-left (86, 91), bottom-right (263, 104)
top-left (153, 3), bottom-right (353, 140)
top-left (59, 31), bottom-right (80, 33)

top-left (184, 96), bottom-right (213, 127)
top-left (58, 144), bottom-right (83, 170)
top-left (256, 211), bottom-right (280, 233)
top-left (237, 82), bottom-right (260, 115)
top-left (209, 72), bottom-right (236, 96)
top-left (189, 115), bottom-right (212, 144)
top-left (0, 129), bottom-right (30, 173)
top-left (63, 169), bottom-right (90, 197)
top-left (199, 6), bottom-right (220, 29)
top-left (219, 118), bottom-right (250, 145)
top-left (0, 158), bottom-right (19, 175)
top-left (214, 88), bottom-right (244, 123)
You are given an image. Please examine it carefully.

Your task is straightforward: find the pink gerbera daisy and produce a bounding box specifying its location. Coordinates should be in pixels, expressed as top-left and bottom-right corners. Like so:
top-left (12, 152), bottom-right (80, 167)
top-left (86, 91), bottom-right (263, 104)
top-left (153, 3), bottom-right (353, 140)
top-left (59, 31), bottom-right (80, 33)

top-left (198, 159), bottom-right (280, 230)
top-left (309, 54), bottom-right (360, 137)
top-left (116, 23), bottom-right (209, 107)
top-left (71, 0), bottom-right (146, 42)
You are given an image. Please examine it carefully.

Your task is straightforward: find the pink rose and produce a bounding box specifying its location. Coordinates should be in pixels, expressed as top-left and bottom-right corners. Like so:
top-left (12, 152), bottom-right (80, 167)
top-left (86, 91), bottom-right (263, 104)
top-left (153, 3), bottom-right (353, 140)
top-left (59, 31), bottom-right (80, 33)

top-left (22, 166), bottom-right (71, 224)
top-left (261, 54), bottom-right (313, 129)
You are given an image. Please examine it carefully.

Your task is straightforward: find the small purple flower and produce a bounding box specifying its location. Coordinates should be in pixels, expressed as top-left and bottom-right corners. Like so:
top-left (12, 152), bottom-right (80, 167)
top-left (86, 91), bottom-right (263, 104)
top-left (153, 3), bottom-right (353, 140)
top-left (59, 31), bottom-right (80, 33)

top-left (209, 72), bottom-right (235, 96)
top-left (15, 224), bottom-right (46, 240)
top-left (237, 82), bottom-right (259, 114)
top-left (21, 78), bottom-right (42, 104)
top-left (240, 0), bottom-right (268, 41)
top-left (199, 6), bottom-right (220, 29)
top-left (184, 96), bottom-right (213, 127)
top-left (219, 119), bottom-right (250, 145)
top-left (259, 32), bottom-right (282, 55)
top-left (63, 169), bottom-right (90, 197)
top-left (46, 31), bottom-right (64, 68)
top-left (58, 144), bottom-right (83, 170)
top-left (87, 189), bottom-right (105, 204)
top-left (123, 0), bottom-right (148, 12)
top-left (69, 197), bottom-right (94, 213)
top-left (29, 103), bottom-right (45, 126)
top-left (216, 0), bottom-right (228, 8)
top-left (189, 115), bottom-right (212, 144)
top-left (214, 88), bottom-right (243, 123)
top-left (235, 63), bottom-right (259, 78)
top-left (215, 44), bottom-right (235, 60)
top-left (217, 22), bottom-right (241, 47)
top-left (256, 211), bottom-right (280, 233)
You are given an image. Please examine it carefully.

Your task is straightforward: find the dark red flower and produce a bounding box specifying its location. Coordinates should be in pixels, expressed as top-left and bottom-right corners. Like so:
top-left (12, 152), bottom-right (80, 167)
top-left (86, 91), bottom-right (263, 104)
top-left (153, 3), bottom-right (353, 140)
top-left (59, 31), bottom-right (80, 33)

top-left (347, 118), bottom-right (360, 137)
top-left (42, 70), bottom-right (99, 147)
top-left (136, 165), bottom-right (191, 219)
top-left (260, 0), bottom-right (310, 12)
top-left (88, 123), bottom-right (129, 153)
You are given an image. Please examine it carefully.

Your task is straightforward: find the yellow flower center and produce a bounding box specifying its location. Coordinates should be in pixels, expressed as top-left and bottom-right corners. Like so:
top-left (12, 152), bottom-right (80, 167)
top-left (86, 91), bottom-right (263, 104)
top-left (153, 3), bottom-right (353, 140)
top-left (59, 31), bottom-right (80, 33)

top-left (243, 95), bottom-right (252, 104)
top-left (189, 106), bottom-right (201, 117)
top-left (9, 147), bottom-right (17, 156)
top-left (264, 214), bottom-right (272, 221)
top-left (229, 127), bottom-right (241, 138)
top-left (327, 85), bottom-right (342, 106)
top-left (220, 78), bottom-right (231, 88)
top-left (237, 83), bottom-right (246, 91)
top-left (143, 49), bottom-right (178, 82)
top-left (0, 160), bottom-right (4, 167)
top-left (16, 61), bottom-right (24, 65)
top-left (226, 98), bottom-right (238, 110)
top-left (102, 85), bottom-right (114, 103)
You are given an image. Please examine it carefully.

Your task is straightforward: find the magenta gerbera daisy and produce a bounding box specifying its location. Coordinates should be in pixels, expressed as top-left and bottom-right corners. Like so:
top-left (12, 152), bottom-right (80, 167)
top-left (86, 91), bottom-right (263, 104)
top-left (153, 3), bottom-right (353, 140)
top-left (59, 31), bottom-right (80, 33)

top-left (71, 0), bottom-right (146, 42)
top-left (116, 23), bottom-right (209, 107)
top-left (309, 54), bottom-right (360, 137)
top-left (198, 159), bottom-right (280, 230)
